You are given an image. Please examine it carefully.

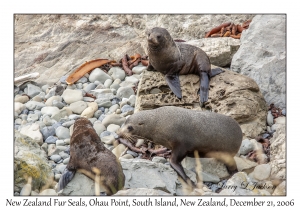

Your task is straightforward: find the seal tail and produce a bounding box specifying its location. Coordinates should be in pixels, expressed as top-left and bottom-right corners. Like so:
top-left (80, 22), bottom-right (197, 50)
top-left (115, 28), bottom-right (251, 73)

top-left (57, 168), bottom-right (76, 192)
top-left (199, 72), bottom-right (209, 107)
top-left (209, 67), bottom-right (224, 78)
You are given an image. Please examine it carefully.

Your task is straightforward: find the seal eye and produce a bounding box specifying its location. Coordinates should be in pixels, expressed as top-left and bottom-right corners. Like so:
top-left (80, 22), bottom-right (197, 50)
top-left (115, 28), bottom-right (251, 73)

top-left (127, 126), bottom-right (134, 132)
top-left (157, 35), bottom-right (161, 39)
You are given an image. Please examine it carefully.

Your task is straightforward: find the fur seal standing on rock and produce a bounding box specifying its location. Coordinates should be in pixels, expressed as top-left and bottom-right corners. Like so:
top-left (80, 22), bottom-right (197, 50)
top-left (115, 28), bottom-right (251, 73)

top-left (118, 106), bottom-right (242, 185)
top-left (57, 117), bottom-right (125, 195)
top-left (146, 27), bottom-right (224, 107)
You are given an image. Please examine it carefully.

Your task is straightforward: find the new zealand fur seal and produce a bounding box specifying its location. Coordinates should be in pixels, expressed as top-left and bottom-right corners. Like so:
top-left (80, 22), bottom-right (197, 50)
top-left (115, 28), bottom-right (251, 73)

top-left (146, 27), bottom-right (224, 107)
top-left (117, 106), bottom-right (242, 185)
top-left (57, 117), bottom-right (125, 195)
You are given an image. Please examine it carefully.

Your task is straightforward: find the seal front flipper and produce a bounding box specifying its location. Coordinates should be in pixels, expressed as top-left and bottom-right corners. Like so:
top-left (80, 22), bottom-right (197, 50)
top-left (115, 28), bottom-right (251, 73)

top-left (199, 72), bottom-right (209, 107)
top-left (165, 74), bottom-right (182, 99)
top-left (57, 167), bottom-right (76, 192)
top-left (209, 67), bottom-right (224, 77)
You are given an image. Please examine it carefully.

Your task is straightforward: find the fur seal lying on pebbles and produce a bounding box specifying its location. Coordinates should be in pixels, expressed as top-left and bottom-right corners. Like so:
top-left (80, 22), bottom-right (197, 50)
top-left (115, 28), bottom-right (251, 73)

top-left (146, 27), bottom-right (224, 107)
top-left (118, 106), bottom-right (242, 185)
top-left (57, 117), bottom-right (125, 195)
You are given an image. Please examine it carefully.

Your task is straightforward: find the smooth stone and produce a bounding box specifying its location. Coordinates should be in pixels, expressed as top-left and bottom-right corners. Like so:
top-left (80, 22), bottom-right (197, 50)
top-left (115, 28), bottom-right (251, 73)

top-left (121, 105), bottom-right (134, 113)
top-left (50, 154), bottom-right (62, 163)
top-left (64, 139), bottom-right (70, 145)
top-left (59, 151), bottom-right (69, 159)
top-left (119, 154), bottom-right (134, 160)
top-left (15, 95), bottom-right (30, 103)
top-left (62, 120), bottom-right (75, 128)
top-left (116, 87), bottom-right (135, 99)
top-left (93, 121), bottom-right (106, 136)
top-left (119, 81), bottom-right (135, 88)
top-left (81, 102), bottom-right (98, 118)
top-left (108, 67), bottom-right (126, 81)
top-left (52, 122), bottom-right (62, 130)
top-left (125, 75), bottom-right (139, 84)
top-left (89, 68), bottom-right (112, 83)
top-left (31, 95), bottom-right (43, 102)
top-left (66, 84), bottom-right (76, 90)
top-left (41, 106), bottom-right (60, 117)
top-left (97, 101), bottom-right (112, 108)
top-left (21, 109), bottom-right (29, 115)
top-left (45, 87), bottom-right (56, 99)
top-left (151, 156), bottom-right (167, 164)
top-left (20, 123), bottom-right (43, 145)
top-left (15, 118), bottom-right (22, 125)
top-left (234, 156), bottom-right (258, 171)
top-left (76, 83), bottom-right (83, 89)
top-left (39, 189), bottom-right (58, 196)
top-left (112, 144), bottom-right (126, 158)
top-left (135, 139), bottom-right (144, 147)
top-left (89, 118), bottom-right (97, 124)
top-left (56, 126), bottom-right (70, 139)
top-left (104, 79), bottom-right (113, 88)
top-left (20, 183), bottom-right (32, 196)
top-left (95, 83), bottom-right (106, 89)
top-left (93, 110), bottom-right (102, 119)
top-left (256, 153), bottom-right (268, 164)
top-left (37, 92), bottom-right (46, 100)
top-left (69, 125), bottom-right (74, 136)
top-left (45, 96), bottom-right (62, 106)
top-left (127, 95), bottom-right (136, 107)
top-left (75, 76), bottom-right (88, 84)
top-left (61, 89), bottom-right (83, 104)
top-left (27, 113), bottom-right (39, 123)
top-left (56, 140), bottom-right (65, 146)
top-left (42, 84), bottom-right (50, 92)
top-left (55, 174), bottom-right (62, 182)
top-left (110, 83), bottom-right (120, 90)
top-left (60, 75), bottom-right (68, 84)
top-left (94, 80), bottom-right (101, 85)
top-left (100, 131), bottom-right (113, 138)
top-left (69, 114), bottom-right (81, 120)
top-left (83, 83), bottom-right (97, 92)
top-left (238, 139), bottom-right (254, 155)
top-left (45, 136), bottom-right (58, 144)
top-left (41, 143), bottom-right (48, 153)
top-left (25, 101), bottom-right (46, 111)
top-left (107, 124), bottom-right (120, 133)
top-left (253, 164), bottom-right (271, 180)
top-left (267, 111), bottom-right (274, 126)
top-left (15, 102), bottom-right (26, 114)
top-left (102, 114), bottom-right (126, 127)
top-left (27, 84), bottom-right (42, 98)
top-left (69, 101), bottom-right (88, 115)
top-left (83, 97), bottom-right (95, 102)
top-left (249, 139), bottom-right (263, 152)
top-left (53, 101), bottom-right (65, 109)
top-left (63, 157), bottom-right (70, 164)
top-left (41, 126), bottom-right (56, 140)
top-left (275, 116), bottom-right (285, 124)
top-left (109, 104), bottom-right (119, 113)
top-left (51, 108), bottom-right (72, 122)
top-left (281, 108), bottom-right (286, 116)
top-left (132, 65), bottom-right (147, 74)
top-left (101, 135), bottom-right (115, 145)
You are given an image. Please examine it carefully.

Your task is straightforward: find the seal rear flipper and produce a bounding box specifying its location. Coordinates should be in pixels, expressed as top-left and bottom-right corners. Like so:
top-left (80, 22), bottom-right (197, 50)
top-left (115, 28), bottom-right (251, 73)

top-left (57, 168), bottom-right (76, 192)
top-left (165, 74), bottom-right (182, 99)
top-left (209, 67), bottom-right (224, 77)
top-left (199, 72), bottom-right (209, 107)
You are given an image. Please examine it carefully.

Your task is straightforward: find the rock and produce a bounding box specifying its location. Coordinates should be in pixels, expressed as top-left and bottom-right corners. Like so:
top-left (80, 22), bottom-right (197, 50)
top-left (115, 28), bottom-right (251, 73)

top-left (93, 121), bottom-right (106, 136)
top-left (45, 96), bottom-right (62, 106)
top-left (93, 110), bottom-right (102, 119)
top-left (269, 124), bottom-right (286, 181)
top-left (55, 126), bottom-right (70, 139)
top-left (61, 89), bottom-right (83, 104)
top-left (107, 124), bottom-right (120, 133)
top-left (182, 157), bottom-right (229, 179)
top-left (63, 157), bottom-right (70, 164)
top-left (27, 113), bottom-right (39, 123)
top-left (109, 104), bottom-right (119, 113)
top-left (45, 136), bottom-right (58, 144)
top-left (62, 120), bottom-right (75, 128)
top-left (201, 172), bottom-right (220, 183)
top-left (275, 116), bottom-right (285, 125)
top-left (14, 131), bottom-right (52, 193)
top-left (20, 123), bottom-right (43, 145)
top-left (15, 95), bottom-right (30, 104)
top-left (267, 111), bottom-right (274, 126)
top-left (115, 188), bottom-right (171, 196)
top-left (104, 79), bottom-right (113, 88)
top-left (75, 76), bottom-right (88, 83)
top-left (253, 164), bottom-right (271, 180)
top-left (117, 87), bottom-right (135, 99)
top-left (127, 95), bottom-right (136, 107)
top-left (96, 100), bottom-right (112, 108)
top-left (68, 101), bottom-right (87, 114)
top-left (238, 139), bottom-right (254, 155)
top-left (152, 156), bottom-right (167, 164)
top-left (27, 84), bottom-right (42, 98)
top-left (41, 106), bottom-right (60, 117)
top-left (52, 100), bottom-right (65, 109)
top-left (119, 154), bottom-right (134, 160)
top-left (125, 75), bottom-right (139, 84)
top-left (56, 140), bottom-right (65, 146)
top-left (48, 146), bottom-right (68, 157)
top-left (81, 102), bottom-right (98, 118)
top-left (39, 189), bottom-right (58, 196)
top-left (15, 102), bottom-right (26, 114)
top-left (234, 156), bottom-right (258, 172)
top-left (25, 101), bottom-right (46, 111)
top-left (108, 67), bottom-right (126, 80)
top-left (102, 114), bottom-right (126, 127)
top-left (231, 15), bottom-right (286, 109)
top-left (272, 181), bottom-right (286, 195)
top-left (132, 65), bottom-right (147, 74)
top-left (50, 154), bottom-right (62, 163)
top-left (60, 172), bottom-right (95, 195)
top-left (89, 68), bottom-right (112, 83)
top-left (20, 183), bottom-right (31, 196)
top-left (121, 104), bottom-right (134, 113)
top-left (135, 68), bottom-right (267, 138)
top-left (51, 107), bottom-right (72, 122)
top-left (83, 83), bottom-right (96, 93)
top-left (112, 144), bottom-right (126, 158)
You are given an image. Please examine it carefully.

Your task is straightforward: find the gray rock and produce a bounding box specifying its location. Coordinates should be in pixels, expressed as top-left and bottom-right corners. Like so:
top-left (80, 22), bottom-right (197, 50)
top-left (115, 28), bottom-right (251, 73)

top-left (41, 126), bottom-right (56, 140)
top-left (27, 113), bottom-right (39, 123)
top-left (69, 114), bottom-right (81, 120)
top-left (45, 96), bottom-right (62, 106)
top-left (101, 135), bottom-right (115, 145)
top-left (60, 75), bottom-right (68, 84)
top-left (121, 105), bottom-right (134, 113)
top-left (93, 121), bottom-right (106, 136)
top-left (83, 97), bottom-right (94, 102)
top-left (75, 76), bottom-right (88, 84)
top-left (15, 95), bottom-right (30, 104)
top-left (45, 136), bottom-right (58, 144)
top-left (62, 120), bottom-right (75, 128)
top-left (55, 126), bottom-right (70, 139)
top-left (108, 67), bottom-right (126, 80)
top-left (238, 139), bottom-right (254, 155)
top-left (93, 110), bottom-right (102, 119)
top-left (61, 89), bottom-right (83, 104)
top-left (48, 145), bottom-right (68, 156)
top-left (39, 189), bottom-right (58, 196)
top-left (117, 87), bottom-right (135, 99)
top-left (132, 65), bottom-right (147, 74)
top-left (25, 101), bottom-right (46, 110)
top-left (83, 83), bottom-right (97, 92)
top-left (20, 183), bottom-right (31, 196)
top-left (96, 100), bottom-right (113, 108)
top-left (253, 164), bottom-right (271, 180)
top-left (231, 15), bottom-right (286, 108)
top-left (15, 102), bottom-right (26, 115)
top-left (267, 111), bottom-right (274, 126)
top-left (59, 151), bottom-right (69, 159)
top-left (45, 87), bottom-right (56, 100)
top-left (234, 156), bottom-right (258, 172)
top-left (125, 75), bottom-right (139, 84)
top-left (41, 106), bottom-right (60, 117)
top-left (89, 68), bottom-right (112, 83)
top-left (102, 114), bottom-right (126, 127)
top-left (60, 172), bottom-right (96, 195)
top-left (104, 79), bottom-right (113, 88)
top-left (109, 104), bottom-right (119, 113)
top-left (56, 140), bottom-right (65, 146)
top-left (42, 84), bottom-right (50, 92)
top-left (152, 156), bottom-right (167, 164)
top-left (127, 95), bottom-right (136, 107)
top-left (201, 172), bottom-right (220, 183)
top-left (27, 84), bottom-right (42, 98)
top-left (20, 123), bottom-right (43, 145)
top-left (107, 124), bottom-right (120, 133)
top-left (50, 154), bottom-right (62, 163)
top-left (51, 108), bottom-right (71, 122)
top-left (63, 157), bottom-right (70, 164)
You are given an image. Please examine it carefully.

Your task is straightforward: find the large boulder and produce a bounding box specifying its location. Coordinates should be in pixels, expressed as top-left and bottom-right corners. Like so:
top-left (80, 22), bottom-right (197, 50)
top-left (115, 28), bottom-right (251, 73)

top-left (135, 66), bottom-right (267, 138)
top-left (231, 15), bottom-right (286, 108)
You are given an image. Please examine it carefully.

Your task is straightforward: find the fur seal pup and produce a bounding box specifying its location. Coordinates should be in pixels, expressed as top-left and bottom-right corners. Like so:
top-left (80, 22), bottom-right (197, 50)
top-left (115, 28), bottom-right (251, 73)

top-left (118, 106), bottom-right (242, 185)
top-left (146, 27), bottom-right (224, 107)
top-left (57, 117), bottom-right (125, 195)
